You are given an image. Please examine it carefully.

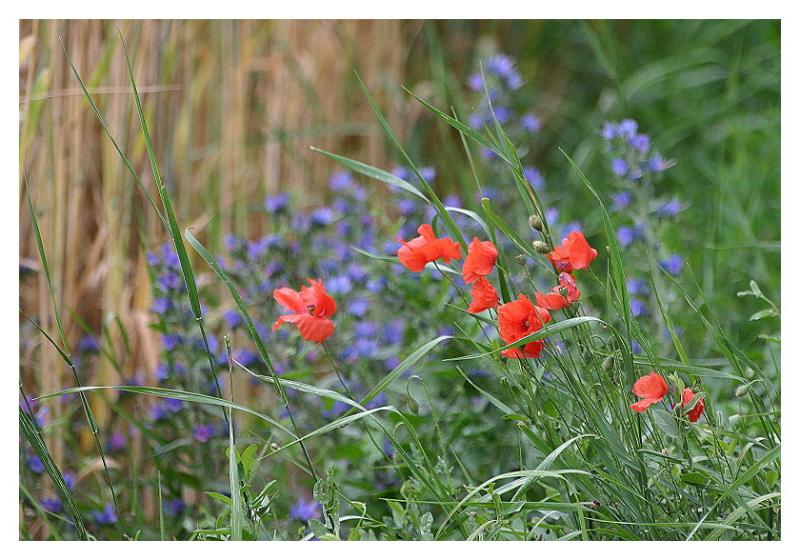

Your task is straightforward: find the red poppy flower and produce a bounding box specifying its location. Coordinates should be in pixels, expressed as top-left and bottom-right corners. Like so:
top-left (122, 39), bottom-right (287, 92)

top-left (397, 224), bottom-right (462, 273)
top-left (535, 272), bottom-right (581, 311)
top-left (629, 372), bottom-right (669, 413)
top-left (497, 294), bottom-right (552, 359)
top-left (547, 231), bottom-right (598, 273)
top-left (462, 237), bottom-right (498, 284)
top-left (272, 278), bottom-right (336, 343)
top-left (467, 277), bottom-right (499, 314)
top-left (681, 388), bottom-right (705, 423)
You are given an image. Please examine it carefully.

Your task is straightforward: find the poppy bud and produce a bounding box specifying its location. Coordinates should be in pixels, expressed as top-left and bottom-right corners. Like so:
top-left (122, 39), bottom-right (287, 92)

top-left (602, 356), bottom-right (614, 372)
top-left (528, 215), bottom-right (543, 231)
top-left (533, 240), bottom-right (550, 254)
top-left (735, 384), bottom-right (749, 397)
top-left (515, 254), bottom-right (526, 265)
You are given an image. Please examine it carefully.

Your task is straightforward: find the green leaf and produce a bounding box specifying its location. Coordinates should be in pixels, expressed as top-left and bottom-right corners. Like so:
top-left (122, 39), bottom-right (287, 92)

top-left (652, 408), bottom-right (680, 439)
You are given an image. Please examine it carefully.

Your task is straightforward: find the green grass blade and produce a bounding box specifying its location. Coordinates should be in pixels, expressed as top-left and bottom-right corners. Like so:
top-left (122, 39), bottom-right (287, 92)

top-left (20, 406), bottom-right (88, 540)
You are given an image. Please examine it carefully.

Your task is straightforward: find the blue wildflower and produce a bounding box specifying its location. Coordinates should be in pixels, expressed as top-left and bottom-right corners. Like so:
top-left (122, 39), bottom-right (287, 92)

top-left (326, 275), bottom-right (352, 295)
top-left (355, 322), bottom-right (378, 338)
top-left (290, 498), bottom-right (321, 522)
top-left (223, 233), bottom-right (239, 252)
top-left (347, 298), bottom-right (369, 318)
top-left (161, 334), bottom-right (181, 352)
top-left (366, 276), bottom-right (387, 293)
top-left (367, 392), bottom-right (388, 409)
top-left (347, 263), bottom-right (368, 284)
top-left (63, 471), bottom-right (76, 491)
top-left (41, 496), bottom-right (62, 513)
top-left (630, 299), bottom-right (648, 317)
top-left (78, 336), bottom-right (101, 354)
top-left (523, 167), bottom-right (544, 190)
top-left (310, 207), bottom-right (335, 227)
top-left (150, 404), bottom-right (167, 422)
top-left (165, 498), bottom-right (185, 517)
top-left (152, 297), bottom-right (172, 314)
top-left (265, 192), bottom-right (290, 214)
top-left (611, 158), bottom-right (629, 177)
top-left (617, 119), bottom-right (638, 139)
top-left (629, 133), bottom-right (650, 153)
top-left (164, 398), bottom-right (184, 414)
top-left (656, 198), bottom-right (683, 217)
top-left (383, 320), bottom-right (405, 345)
top-left (493, 105), bottom-right (512, 124)
top-left (384, 356), bottom-right (401, 370)
top-left (108, 432), bottom-right (126, 453)
top-left (660, 255), bottom-right (684, 276)
top-left (419, 167), bottom-right (437, 183)
top-left (616, 226), bottom-right (639, 247)
top-left (611, 191), bottom-right (633, 211)
top-left (648, 153), bottom-right (672, 172)
top-left (91, 503), bottom-right (118, 525)
top-left (329, 171), bottom-right (354, 192)
top-left (233, 348), bottom-right (259, 369)
top-left (222, 310), bottom-right (242, 330)
top-left (626, 278), bottom-right (649, 296)
top-left (26, 455), bottom-right (44, 474)
top-left (521, 113), bottom-right (541, 132)
top-left (467, 72), bottom-right (483, 92)
top-left (192, 424), bottom-right (215, 443)
top-left (601, 121), bottom-right (617, 140)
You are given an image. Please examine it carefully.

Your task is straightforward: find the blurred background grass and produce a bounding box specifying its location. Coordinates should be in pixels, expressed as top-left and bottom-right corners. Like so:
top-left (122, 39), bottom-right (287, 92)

top-left (19, 19), bottom-right (780, 448)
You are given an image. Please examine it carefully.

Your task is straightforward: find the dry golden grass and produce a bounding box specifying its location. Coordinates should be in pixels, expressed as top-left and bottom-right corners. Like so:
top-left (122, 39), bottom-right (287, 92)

top-left (19, 20), bottom-right (428, 420)
top-left (18, 23), bottom-right (443, 492)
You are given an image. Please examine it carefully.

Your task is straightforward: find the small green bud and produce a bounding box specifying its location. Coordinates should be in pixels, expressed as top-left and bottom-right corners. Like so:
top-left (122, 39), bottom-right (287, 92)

top-left (533, 240), bottom-right (550, 254)
top-left (602, 356), bottom-right (614, 372)
top-left (528, 215), bottom-right (543, 231)
top-left (735, 384), bottom-right (749, 397)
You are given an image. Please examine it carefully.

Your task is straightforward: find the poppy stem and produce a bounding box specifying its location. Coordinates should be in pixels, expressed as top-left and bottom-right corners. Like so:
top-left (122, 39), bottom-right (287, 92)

top-left (321, 341), bottom-right (392, 463)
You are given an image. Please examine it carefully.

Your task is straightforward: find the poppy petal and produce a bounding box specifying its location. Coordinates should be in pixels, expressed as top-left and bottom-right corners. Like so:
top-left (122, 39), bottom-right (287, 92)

top-left (468, 277), bottom-right (499, 313)
top-left (273, 287), bottom-right (306, 314)
top-left (631, 372), bottom-right (669, 399)
top-left (681, 388), bottom-right (705, 423)
top-left (273, 313), bottom-right (334, 343)
top-left (630, 397), bottom-right (661, 413)
top-left (462, 237), bottom-right (498, 283)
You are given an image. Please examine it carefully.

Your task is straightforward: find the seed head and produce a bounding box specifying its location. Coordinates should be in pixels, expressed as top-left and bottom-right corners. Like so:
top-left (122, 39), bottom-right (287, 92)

top-left (533, 240), bottom-right (550, 254)
top-left (528, 215), bottom-right (543, 231)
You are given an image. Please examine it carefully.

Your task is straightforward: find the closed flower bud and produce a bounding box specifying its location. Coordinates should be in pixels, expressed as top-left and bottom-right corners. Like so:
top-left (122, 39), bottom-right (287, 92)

top-left (602, 356), bottom-right (614, 372)
top-left (515, 254), bottom-right (527, 265)
top-left (528, 215), bottom-right (543, 231)
top-left (735, 384), bottom-right (749, 397)
top-left (533, 240), bottom-right (550, 254)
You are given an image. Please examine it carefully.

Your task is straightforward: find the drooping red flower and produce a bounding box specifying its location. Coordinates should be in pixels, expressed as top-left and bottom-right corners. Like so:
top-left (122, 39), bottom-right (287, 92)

top-left (467, 277), bottom-right (499, 314)
top-left (535, 272), bottom-right (582, 311)
top-left (681, 388), bottom-right (705, 423)
top-left (272, 278), bottom-right (336, 343)
top-left (397, 224), bottom-right (462, 273)
top-left (629, 372), bottom-right (669, 413)
top-left (497, 294), bottom-right (552, 359)
top-left (547, 231), bottom-right (598, 273)
top-left (462, 237), bottom-right (498, 284)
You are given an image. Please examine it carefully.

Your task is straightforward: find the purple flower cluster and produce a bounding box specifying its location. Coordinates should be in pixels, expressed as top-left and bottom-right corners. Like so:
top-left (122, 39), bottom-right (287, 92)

top-left (603, 119), bottom-right (685, 278)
